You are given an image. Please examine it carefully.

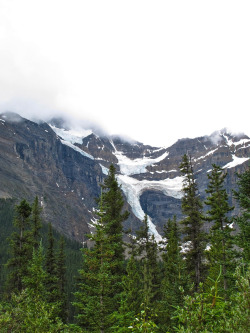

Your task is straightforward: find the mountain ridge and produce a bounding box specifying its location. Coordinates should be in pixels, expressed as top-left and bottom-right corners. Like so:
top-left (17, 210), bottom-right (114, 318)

top-left (0, 111), bottom-right (249, 241)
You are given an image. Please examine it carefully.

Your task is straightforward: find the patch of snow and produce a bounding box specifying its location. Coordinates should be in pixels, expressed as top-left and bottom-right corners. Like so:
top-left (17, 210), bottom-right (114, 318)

top-left (193, 148), bottom-right (218, 162)
top-left (222, 133), bottom-right (234, 146)
top-left (155, 169), bottom-right (177, 174)
top-left (114, 150), bottom-right (169, 176)
top-left (56, 183), bottom-right (59, 188)
top-left (60, 139), bottom-right (94, 160)
top-left (223, 155), bottom-right (249, 169)
top-left (180, 241), bottom-right (192, 253)
top-left (99, 164), bottom-right (109, 175)
top-left (45, 129), bottom-right (48, 133)
top-left (0, 119), bottom-right (5, 123)
top-left (49, 124), bottom-right (92, 144)
top-left (117, 174), bottom-right (184, 242)
top-left (238, 144), bottom-right (250, 150)
top-left (234, 138), bottom-right (250, 147)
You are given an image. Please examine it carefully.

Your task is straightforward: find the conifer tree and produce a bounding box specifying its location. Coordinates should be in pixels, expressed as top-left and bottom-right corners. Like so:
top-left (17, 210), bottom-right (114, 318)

top-left (56, 236), bottom-right (67, 322)
top-left (205, 164), bottom-right (235, 294)
top-left (159, 216), bottom-right (188, 330)
top-left (74, 166), bottom-right (129, 332)
top-left (234, 166), bottom-right (250, 263)
top-left (30, 196), bottom-right (42, 250)
top-left (0, 243), bottom-right (69, 332)
top-left (135, 215), bottom-right (161, 312)
top-left (6, 199), bottom-right (32, 292)
top-left (74, 193), bottom-right (114, 332)
top-left (100, 165), bottom-right (129, 272)
top-left (45, 223), bottom-right (59, 307)
top-left (179, 154), bottom-right (206, 291)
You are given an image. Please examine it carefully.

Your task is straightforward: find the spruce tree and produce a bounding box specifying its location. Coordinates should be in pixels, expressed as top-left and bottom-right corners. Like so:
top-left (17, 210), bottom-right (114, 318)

top-left (45, 223), bottom-right (59, 308)
top-left (233, 166), bottom-right (250, 263)
top-left (74, 194), bottom-right (115, 332)
top-left (179, 154), bottom-right (206, 291)
top-left (159, 216), bottom-right (188, 330)
top-left (6, 199), bottom-right (32, 292)
top-left (205, 164), bottom-right (235, 294)
top-left (55, 236), bottom-right (67, 322)
top-left (135, 215), bottom-right (161, 312)
top-left (30, 196), bottom-right (42, 250)
top-left (74, 165), bottom-right (129, 332)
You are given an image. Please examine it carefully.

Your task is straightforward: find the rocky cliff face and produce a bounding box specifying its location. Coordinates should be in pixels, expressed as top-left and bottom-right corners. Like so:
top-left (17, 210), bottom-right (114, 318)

top-left (0, 112), bottom-right (249, 241)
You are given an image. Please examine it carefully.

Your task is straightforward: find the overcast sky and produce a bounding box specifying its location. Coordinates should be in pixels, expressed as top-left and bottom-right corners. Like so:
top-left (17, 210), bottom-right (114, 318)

top-left (0, 0), bottom-right (249, 147)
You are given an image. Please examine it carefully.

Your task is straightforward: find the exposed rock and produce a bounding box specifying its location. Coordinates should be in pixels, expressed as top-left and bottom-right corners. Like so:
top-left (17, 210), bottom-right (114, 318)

top-left (0, 112), bottom-right (249, 241)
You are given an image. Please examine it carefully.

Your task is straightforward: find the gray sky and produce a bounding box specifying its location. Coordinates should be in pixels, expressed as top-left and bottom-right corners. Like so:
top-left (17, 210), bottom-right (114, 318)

top-left (0, 0), bottom-right (250, 147)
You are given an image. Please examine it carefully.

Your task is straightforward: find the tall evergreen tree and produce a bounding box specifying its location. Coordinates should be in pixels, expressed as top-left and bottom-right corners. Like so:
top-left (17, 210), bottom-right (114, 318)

top-left (74, 193), bottom-right (115, 332)
top-left (100, 164), bottom-right (129, 272)
top-left (74, 165), bottom-right (129, 332)
top-left (159, 216), bottom-right (188, 330)
top-left (205, 164), bottom-right (235, 294)
top-left (233, 166), bottom-right (250, 263)
top-left (30, 196), bottom-right (42, 250)
top-left (45, 223), bottom-right (59, 307)
top-left (135, 215), bottom-right (161, 312)
top-left (0, 243), bottom-right (69, 332)
top-left (55, 236), bottom-right (67, 322)
top-left (6, 199), bottom-right (32, 292)
top-left (179, 154), bottom-right (206, 291)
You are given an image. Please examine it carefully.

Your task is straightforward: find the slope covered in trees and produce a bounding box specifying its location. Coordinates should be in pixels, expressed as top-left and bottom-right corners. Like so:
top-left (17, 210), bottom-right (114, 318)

top-left (0, 162), bottom-right (249, 332)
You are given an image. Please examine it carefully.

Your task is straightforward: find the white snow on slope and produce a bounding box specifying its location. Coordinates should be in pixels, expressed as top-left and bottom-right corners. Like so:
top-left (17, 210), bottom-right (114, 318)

top-left (108, 140), bottom-right (183, 241)
top-left (223, 155), bottom-right (249, 169)
top-left (49, 125), bottom-right (92, 144)
top-left (117, 174), bottom-right (184, 241)
top-left (61, 139), bottom-right (94, 160)
top-left (114, 148), bottom-right (169, 176)
top-left (99, 164), bottom-right (109, 175)
top-left (193, 148), bottom-right (218, 162)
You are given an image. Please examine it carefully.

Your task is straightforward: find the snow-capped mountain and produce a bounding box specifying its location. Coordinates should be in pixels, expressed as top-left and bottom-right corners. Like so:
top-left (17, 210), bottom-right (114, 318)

top-left (0, 112), bottom-right (249, 242)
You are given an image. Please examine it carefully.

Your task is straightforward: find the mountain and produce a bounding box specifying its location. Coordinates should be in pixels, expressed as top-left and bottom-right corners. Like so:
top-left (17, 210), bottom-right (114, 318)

top-left (0, 111), bottom-right (249, 242)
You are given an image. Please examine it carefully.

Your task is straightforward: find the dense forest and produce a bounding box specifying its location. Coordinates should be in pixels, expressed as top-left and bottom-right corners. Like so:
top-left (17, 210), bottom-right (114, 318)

top-left (0, 156), bottom-right (249, 332)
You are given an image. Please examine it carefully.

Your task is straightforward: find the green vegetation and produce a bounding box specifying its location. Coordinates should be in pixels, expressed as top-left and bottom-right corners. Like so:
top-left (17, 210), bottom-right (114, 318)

top-left (0, 162), bottom-right (249, 332)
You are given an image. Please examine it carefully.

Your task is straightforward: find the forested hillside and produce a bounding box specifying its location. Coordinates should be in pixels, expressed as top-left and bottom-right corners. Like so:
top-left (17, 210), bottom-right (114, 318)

top-left (0, 161), bottom-right (249, 332)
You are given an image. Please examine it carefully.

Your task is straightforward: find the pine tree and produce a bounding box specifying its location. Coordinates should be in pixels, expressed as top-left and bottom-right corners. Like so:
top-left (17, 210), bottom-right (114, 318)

top-left (233, 166), bottom-right (250, 263)
top-left (6, 199), bottom-right (32, 292)
top-left (45, 223), bottom-right (59, 308)
top-left (0, 243), bottom-right (69, 332)
top-left (205, 164), bottom-right (235, 294)
top-left (135, 215), bottom-right (161, 312)
top-left (30, 196), bottom-right (42, 250)
top-left (179, 154), bottom-right (206, 291)
top-left (55, 236), bottom-right (67, 322)
top-left (74, 166), bottom-right (129, 332)
top-left (159, 216), bottom-right (188, 330)
top-left (74, 194), bottom-right (115, 332)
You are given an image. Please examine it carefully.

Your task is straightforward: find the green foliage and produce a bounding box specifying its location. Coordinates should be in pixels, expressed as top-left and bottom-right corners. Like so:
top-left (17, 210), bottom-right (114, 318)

top-left (0, 198), bottom-right (82, 322)
top-left (135, 215), bottom-right (161, 310)
top-left (74, 165), bottom-right (129, 331)
top-left (205, 164), bottom-right (236, 295)
top-left (174, 265), bottom-right (250, 333)
top-left (225, 265), bottom-right (250, 332)
top-left (6, 199), bottom-right (33, 292)
top-left (179, 154), bottom-right (206, 290)
top-left (159, 217), bottom-right (188, 330)
top-left (31, 196), bottom-right (42, 250)
top-left (234, 167), bottom-right (250, 263)
top-left (128, 304), bottom-right (159, 332)
top-left (0, 243), bottom-right (71, 332)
